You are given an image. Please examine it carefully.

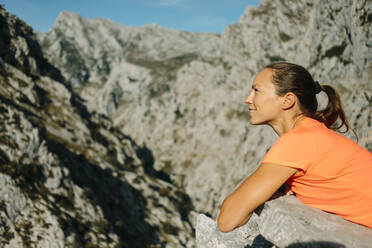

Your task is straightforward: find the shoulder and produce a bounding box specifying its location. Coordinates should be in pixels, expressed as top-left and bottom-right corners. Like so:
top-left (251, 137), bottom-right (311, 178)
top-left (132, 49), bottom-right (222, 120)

top-left (276, 117), bottom-right (322, 148)
top-left (262, 118), bottom-right (324, 170)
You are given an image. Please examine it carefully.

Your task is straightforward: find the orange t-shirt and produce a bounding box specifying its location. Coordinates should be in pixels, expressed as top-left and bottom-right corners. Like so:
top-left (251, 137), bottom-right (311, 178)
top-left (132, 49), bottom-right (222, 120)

top-left (262, 117), bottom-right (372, 228)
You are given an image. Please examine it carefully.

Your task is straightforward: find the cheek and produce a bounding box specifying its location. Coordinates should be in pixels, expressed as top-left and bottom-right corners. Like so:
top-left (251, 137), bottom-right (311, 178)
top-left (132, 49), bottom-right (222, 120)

top-left (263, 97), bottom-right (281, 111)
top-left (269, 98), bottom-right (283, 112)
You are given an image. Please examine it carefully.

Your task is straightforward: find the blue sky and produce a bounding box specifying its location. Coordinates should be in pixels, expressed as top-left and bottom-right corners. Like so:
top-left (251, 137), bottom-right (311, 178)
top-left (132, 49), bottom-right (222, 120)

top-left (1, 0), bottom-right (260, 33)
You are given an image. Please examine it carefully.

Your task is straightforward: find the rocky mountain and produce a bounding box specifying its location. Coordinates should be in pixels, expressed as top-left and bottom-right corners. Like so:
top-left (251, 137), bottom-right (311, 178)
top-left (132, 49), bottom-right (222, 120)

top-left (0, 6), bottom-right (195, 247)
top-left (38, 0), bottom-right (372, 220)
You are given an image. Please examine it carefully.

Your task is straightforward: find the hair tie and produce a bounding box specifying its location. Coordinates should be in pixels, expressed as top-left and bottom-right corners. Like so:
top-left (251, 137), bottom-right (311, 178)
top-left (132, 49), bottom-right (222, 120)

top-left (314, 81), bottom-right (322, 94)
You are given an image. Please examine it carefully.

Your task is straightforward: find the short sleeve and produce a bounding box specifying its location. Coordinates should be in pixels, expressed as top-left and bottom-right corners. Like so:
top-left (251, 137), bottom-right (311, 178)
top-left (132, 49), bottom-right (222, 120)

top-left (261, 130), bottom-right (315, 172)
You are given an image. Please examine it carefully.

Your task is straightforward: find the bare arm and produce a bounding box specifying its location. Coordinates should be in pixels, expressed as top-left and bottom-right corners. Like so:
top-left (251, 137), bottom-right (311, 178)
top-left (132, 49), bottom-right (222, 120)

top-left (217, 163), bottom-right (298, 232)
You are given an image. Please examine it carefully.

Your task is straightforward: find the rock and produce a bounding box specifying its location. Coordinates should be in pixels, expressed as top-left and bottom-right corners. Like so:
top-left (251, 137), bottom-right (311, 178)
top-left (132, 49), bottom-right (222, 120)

top-left (196, 213), bottom-right (274, 248)
top-left (0, 6), bottom-right (195, 247)
top-left (0, 174), bottom-right (27, 223)
top-left (259, 196), bottom-right (372, 248)
top-left (196, 196), bottom-right (372, 248)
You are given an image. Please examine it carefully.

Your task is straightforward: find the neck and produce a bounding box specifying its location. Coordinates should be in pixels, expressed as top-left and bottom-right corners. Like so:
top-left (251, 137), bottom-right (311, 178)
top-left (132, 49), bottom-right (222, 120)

top-left (270, 113), bottom-right (306, 136)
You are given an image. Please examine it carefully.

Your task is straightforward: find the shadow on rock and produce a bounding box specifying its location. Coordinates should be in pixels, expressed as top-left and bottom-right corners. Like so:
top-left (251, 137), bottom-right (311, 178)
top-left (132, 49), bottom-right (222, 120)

top-left (245, 237), bottom-right (346, 248)
top-left (245, 234), bottom-right (274, 248)
top-left (286, 241), bottom-right (346, 248)
top-left (135, 144), bottom-right (172, 183)
top-left (44, 137), bottom-right (162, 247)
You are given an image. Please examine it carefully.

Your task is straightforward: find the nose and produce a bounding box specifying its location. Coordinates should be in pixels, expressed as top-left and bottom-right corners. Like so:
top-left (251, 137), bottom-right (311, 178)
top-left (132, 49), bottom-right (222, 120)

top-left (245, 91), bottom-right (253, 104)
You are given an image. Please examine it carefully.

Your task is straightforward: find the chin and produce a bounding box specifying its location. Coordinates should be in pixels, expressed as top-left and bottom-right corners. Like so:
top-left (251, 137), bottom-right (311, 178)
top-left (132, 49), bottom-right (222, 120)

top-left (249, 118), bottom-right (267, 125)
top-left (249, 119), bottom-right (259, 125)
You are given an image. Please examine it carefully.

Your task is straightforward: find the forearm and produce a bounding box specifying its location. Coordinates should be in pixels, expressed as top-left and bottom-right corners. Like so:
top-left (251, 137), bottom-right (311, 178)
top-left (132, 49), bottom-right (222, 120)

top-left (217, 164), bottom-right (297, 232)
top-left (217, 195), bottom-right (254, 232)
top-left (236, 211), bottom-right (253, 228)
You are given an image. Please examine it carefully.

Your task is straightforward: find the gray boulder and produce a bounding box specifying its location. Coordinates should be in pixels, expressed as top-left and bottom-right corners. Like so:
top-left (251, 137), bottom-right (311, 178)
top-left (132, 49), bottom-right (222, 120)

top-left (196, 196), bottom-right (372, 248)
top-left (196, 213), bottom-right (273, 248)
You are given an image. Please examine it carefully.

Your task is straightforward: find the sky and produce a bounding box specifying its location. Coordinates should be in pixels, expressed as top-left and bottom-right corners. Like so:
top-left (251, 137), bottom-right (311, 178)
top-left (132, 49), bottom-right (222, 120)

top-left (1, 0), bottom-right (260, 34)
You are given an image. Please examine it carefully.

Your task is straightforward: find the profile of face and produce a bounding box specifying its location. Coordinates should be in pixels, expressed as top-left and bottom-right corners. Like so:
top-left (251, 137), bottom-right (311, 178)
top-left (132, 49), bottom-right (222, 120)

top-left (245, 69), bottom-right (284, 126)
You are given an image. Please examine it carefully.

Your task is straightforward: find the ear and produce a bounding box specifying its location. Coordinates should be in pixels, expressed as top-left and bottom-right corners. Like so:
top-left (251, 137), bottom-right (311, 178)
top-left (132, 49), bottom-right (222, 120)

top-left (281, 92), bottom-right (296, 110)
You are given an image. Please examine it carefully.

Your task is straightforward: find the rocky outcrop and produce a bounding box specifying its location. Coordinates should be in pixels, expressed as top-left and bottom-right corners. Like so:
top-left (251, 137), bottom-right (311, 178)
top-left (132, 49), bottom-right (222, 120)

top-left (196, 213), bottom-right (272, 248)
top-left (38, 0), bottom-right (372, 220)
top-left (196, 196), bottom-right (372, 248)
top-left (0, 6), bottom-right (195, 247)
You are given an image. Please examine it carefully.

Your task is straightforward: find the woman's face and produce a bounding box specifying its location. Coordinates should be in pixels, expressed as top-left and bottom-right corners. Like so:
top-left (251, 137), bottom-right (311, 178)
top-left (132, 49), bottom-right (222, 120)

top-left (245, 69), bottom-right (284, 125)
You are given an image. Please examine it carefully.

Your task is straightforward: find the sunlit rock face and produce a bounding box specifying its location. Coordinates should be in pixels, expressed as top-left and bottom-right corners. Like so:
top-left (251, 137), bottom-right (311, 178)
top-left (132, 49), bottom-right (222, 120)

top-left (0, 6), bottom-right (195, 247)
top-left (38, 0), bottom-right (372, 219)
top-left (36, 1), bottom-right (372, 226)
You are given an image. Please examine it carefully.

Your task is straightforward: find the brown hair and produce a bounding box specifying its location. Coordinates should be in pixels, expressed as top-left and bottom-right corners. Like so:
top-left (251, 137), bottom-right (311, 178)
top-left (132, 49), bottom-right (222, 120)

top-left (264, 62), bottom-right (355, 136)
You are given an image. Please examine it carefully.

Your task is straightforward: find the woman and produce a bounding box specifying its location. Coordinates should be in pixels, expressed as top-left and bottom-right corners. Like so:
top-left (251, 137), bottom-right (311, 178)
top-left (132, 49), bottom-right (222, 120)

top-left (217, 62), bottom-right (372, 232)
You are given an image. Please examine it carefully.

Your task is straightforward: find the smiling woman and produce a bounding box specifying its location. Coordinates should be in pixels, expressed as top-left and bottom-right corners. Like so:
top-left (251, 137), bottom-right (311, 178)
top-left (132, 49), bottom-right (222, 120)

top-left (217, 62), bottom-right (372, 232)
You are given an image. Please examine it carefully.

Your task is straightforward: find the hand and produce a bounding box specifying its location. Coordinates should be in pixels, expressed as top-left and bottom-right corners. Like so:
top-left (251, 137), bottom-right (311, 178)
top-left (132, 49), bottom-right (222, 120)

top-left (284, 183), bottom-right (294, 195)
top-left (285, 190), bottom-right (294, 195)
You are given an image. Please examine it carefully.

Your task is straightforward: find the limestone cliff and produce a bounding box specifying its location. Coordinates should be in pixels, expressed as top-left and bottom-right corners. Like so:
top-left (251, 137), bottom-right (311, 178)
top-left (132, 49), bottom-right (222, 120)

top-left (0, 6), bottom-right (195, 247)
top-left (38, 0), bottom-right (372, 219)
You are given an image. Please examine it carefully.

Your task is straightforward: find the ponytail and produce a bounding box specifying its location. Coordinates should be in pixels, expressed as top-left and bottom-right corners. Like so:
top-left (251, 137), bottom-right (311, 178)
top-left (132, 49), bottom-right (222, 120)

top-left (312, 85), bottom-right (346, 130)
top-left (312, 84), bottom-right (357, 140)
